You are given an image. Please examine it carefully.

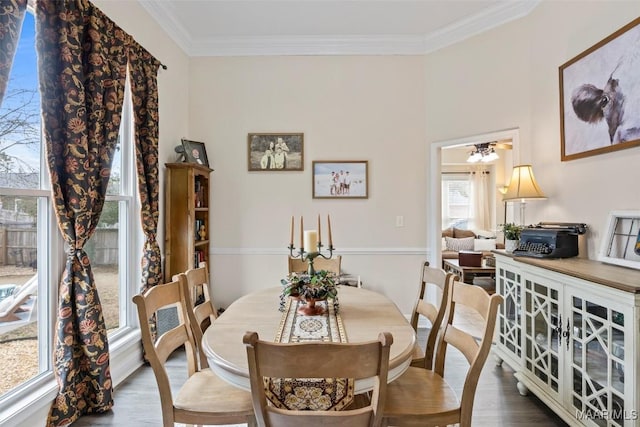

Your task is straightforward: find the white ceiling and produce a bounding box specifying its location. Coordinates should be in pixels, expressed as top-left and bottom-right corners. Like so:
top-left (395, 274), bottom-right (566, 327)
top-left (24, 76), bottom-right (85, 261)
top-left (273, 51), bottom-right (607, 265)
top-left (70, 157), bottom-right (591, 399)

top-left (139, 0), bottom-right (540, 56)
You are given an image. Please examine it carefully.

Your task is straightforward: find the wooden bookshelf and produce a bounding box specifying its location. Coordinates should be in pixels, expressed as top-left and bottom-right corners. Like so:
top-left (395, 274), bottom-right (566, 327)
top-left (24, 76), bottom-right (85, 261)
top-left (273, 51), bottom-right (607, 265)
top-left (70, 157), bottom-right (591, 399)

top-left (164, 162), bottom-right (213, 282)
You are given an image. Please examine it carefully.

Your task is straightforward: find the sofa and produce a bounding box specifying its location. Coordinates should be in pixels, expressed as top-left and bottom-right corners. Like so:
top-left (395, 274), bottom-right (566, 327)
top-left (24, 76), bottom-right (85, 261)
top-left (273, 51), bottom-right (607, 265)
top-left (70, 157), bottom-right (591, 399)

top-left (441, 227), bottom-right (504, 261)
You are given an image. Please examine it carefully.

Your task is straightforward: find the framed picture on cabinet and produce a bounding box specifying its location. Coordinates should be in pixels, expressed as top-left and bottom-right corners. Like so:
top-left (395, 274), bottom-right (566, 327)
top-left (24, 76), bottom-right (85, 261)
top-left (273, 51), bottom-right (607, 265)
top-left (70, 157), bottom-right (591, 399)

top-left (598, 210), bottom-right (640, 270)
top-left (247, 133), bottom-right (304, 171)
top-left (559, 16), bottom-right (640, 161)
top-left (312, 160), bottom-right (368, 199)
top-left (182, 138), bottom-right (209, 167)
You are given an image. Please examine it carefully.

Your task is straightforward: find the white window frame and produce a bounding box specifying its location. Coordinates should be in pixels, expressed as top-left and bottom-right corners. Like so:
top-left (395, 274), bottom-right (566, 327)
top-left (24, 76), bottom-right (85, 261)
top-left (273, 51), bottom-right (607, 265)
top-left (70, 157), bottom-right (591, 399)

top-left (0, 64), bottom-right (144, 427)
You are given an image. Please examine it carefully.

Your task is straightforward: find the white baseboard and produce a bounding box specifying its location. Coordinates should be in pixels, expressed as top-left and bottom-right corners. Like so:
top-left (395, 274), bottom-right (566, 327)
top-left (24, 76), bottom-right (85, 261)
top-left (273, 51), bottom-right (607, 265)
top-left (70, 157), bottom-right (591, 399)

top-left (109, 328), bottom-right (144, 386)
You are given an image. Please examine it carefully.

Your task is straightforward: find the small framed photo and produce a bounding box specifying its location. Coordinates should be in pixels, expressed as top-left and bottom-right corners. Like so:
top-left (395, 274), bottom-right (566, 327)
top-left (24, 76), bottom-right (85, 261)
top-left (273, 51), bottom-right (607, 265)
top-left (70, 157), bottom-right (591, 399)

top-left (248, 133), bottom-right (303, 171)
top-left (598, 210), bottom-right (640, 270)
top-left (312, 160), bottom-right (368, 199)
top-left (182, 138), bottom-right (209, 167)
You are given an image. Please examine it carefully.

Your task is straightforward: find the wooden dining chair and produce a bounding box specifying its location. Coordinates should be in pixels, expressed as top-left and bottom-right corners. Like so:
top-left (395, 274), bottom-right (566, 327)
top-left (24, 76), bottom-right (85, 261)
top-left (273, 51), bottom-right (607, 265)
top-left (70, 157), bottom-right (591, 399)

top-left (133, 276), bottom-right (256, 427)
top-left (243, 330), bottom-right (393, 427)
top-left (382, 280), bottom-right (503, 427)
top-left (287, 255), bottom-right (342, 275)
top-left (177, 262), bottom-right (217, 369)
top-left (409, 261), bottom-right (455, 369)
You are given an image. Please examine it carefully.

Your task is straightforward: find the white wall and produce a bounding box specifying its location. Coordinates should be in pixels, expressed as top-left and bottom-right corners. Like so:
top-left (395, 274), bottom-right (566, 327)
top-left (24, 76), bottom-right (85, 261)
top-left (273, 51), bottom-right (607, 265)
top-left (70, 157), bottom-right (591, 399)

top-left (188, 56), bottom-right (428, 313)
top-left (187, 2), bottom-right (640, 314)
top-left (424, 1), bottom-right (640, 259)
top-left (93, 1), bottom-right (640, 315)
top-left (528, 2), bottom-right (640, 258)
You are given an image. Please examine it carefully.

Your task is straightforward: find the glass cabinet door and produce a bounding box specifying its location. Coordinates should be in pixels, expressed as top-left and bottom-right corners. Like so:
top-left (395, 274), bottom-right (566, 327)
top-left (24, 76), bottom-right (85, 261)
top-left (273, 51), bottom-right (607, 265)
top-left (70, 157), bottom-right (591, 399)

top-left (569, 293), bottom-right (628, 427)
top-left (496, 263), bottom-right (522, 363)
top-left (523, 274), bottom-right (563, 401)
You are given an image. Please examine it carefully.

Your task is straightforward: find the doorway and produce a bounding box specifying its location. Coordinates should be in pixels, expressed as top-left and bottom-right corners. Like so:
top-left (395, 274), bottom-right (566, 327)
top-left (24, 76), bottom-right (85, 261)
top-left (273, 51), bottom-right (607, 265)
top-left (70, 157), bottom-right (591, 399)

top-left (426, 128), bottom-right (520, 267)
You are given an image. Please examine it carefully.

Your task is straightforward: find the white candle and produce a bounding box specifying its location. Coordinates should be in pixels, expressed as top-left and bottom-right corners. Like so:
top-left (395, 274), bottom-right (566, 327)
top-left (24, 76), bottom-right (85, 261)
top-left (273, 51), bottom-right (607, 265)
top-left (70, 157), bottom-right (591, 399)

top-left (303, 230), bottom-right (318, 253)
top-left (290, 216), bottom-right (294, 247)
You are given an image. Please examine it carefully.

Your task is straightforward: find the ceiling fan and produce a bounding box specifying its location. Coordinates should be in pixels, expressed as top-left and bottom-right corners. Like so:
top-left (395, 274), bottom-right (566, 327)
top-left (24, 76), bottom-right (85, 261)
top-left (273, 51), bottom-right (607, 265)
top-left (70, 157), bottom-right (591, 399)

top-left (466, 140), bottom-right (512, 163)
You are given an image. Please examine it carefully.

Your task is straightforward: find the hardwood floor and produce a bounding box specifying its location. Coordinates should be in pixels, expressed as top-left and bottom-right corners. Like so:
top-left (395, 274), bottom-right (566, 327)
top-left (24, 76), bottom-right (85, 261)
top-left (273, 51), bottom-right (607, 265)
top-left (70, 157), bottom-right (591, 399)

top-left (75, 343), bottom-right (567, 425)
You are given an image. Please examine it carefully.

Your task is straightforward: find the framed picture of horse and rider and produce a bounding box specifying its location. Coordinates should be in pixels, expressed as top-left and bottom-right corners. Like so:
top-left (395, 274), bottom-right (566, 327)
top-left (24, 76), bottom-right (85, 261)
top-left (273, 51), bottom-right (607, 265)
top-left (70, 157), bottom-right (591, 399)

top-left (559, 16), bottom-right (640, 161)
top-left (248, 133), bottom-right (304, 171)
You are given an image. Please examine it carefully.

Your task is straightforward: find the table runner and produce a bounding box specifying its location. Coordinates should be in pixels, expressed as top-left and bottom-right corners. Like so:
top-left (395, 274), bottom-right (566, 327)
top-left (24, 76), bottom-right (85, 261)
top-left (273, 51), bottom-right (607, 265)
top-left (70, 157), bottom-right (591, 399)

top-left (264, 297), bottom-right (354, 411)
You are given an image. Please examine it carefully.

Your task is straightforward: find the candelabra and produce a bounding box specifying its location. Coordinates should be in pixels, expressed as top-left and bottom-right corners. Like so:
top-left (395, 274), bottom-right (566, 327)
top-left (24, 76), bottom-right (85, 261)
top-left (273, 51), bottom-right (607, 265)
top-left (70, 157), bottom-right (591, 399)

top-left (288, 242), bottom-right (334, 276)
top-left (288, 215), bottom-right (334, 275)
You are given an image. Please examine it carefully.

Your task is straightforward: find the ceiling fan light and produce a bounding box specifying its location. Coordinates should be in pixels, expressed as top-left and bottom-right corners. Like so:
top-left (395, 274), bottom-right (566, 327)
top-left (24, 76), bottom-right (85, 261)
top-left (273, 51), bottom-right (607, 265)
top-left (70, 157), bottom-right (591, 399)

top-left (482, 150), bottom-right (499, 162)
top-left (467, 151), bottom-right (482, 162)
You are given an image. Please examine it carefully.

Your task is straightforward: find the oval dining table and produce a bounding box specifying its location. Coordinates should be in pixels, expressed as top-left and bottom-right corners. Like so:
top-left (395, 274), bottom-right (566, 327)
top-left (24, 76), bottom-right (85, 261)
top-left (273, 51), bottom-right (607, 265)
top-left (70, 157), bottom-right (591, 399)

top-left (201, 285), bottom-right (416, 394)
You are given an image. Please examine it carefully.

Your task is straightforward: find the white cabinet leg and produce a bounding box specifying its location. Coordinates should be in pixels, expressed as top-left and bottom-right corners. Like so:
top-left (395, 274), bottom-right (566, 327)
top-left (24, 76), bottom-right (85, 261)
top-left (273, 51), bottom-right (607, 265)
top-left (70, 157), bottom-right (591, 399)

top-left (516, 381), bottom-right (529, 396)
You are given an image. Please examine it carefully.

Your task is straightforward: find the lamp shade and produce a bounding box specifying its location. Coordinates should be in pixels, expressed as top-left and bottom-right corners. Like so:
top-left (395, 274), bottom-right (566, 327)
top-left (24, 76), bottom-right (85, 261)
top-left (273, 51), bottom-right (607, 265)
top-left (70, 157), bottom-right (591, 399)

top-left (503, 164), bottom-right (546, 201)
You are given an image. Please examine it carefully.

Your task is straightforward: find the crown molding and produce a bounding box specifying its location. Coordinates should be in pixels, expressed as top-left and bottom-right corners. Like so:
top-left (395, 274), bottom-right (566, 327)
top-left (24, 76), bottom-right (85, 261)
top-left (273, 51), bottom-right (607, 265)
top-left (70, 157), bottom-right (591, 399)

top-left (189, 35), bottom-right (429, 57)
top-left (139, 0), bottom-right (193, 54)
top-left (139, 0), bottom-right (540, 56)
top-left (423, 0), bottom-right (539, 54)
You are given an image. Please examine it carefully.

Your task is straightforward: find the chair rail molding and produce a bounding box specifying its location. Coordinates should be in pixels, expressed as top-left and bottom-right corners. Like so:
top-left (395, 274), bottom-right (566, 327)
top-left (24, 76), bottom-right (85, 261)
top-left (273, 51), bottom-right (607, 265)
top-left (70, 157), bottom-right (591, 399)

top-left (212, 247), bottom-right (429, 256)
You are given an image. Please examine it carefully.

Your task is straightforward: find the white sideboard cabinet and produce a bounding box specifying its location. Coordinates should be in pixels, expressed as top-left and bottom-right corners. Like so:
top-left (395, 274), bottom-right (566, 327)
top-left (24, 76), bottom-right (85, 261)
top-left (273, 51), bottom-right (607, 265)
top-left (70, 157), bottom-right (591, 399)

top-left (493, 252), bottom-right (640, 427)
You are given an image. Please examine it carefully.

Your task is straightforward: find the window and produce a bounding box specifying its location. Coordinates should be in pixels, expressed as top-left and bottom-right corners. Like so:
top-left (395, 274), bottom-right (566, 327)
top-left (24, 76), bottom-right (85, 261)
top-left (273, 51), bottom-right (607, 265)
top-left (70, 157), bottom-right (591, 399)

top-left (0, 10), bottom-right (51, 399)
top-left (87, 83), bottom-right (139, 338)
top-left (0, 10), bottom-right (141, 411)
top-left (441, 173), bottom-right (472, 229)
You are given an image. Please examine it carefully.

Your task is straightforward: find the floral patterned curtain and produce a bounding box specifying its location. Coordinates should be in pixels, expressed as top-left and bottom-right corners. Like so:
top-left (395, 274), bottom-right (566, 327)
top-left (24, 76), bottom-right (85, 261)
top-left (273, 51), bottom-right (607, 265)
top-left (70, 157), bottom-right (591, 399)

top-left (127, 43), bottom-right (162, 294)
top-left (35, 0), bottom-right (128, 424)
top-left (0, 0), bottom-right (27, 104)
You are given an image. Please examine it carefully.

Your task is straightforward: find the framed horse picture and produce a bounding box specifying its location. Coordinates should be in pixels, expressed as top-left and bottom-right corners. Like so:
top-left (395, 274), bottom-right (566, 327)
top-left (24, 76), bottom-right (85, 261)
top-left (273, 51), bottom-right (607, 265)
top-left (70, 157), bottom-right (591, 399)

top-left (559, 17), bottom-right (640, 161)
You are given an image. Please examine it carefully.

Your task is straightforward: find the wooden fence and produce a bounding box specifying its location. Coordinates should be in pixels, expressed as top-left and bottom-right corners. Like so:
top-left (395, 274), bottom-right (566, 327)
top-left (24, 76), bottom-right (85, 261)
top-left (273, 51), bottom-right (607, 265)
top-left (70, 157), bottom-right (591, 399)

top-left (0, 227), bottom-right (118, 267)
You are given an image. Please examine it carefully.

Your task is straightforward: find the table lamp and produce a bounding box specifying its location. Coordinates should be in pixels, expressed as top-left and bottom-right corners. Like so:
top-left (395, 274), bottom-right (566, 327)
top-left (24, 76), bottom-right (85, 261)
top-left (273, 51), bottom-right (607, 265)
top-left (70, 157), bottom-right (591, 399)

top-left (502, 164), bottom-right (546, 225)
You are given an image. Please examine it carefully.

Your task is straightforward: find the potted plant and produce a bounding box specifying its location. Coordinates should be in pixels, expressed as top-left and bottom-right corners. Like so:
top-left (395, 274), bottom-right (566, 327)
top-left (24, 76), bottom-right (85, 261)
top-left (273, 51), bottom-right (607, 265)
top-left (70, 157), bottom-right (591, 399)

top-left (501, 223), bottom-right (523, 253)
top-left (280, 270), bottom-right (338, 315)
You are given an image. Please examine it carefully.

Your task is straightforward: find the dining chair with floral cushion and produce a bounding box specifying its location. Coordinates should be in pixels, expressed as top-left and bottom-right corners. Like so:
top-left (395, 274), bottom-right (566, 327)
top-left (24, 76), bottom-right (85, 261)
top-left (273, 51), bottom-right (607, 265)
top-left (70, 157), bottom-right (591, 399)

top-left (383, 279), bottom-right (503, 427)
top-left (409, 261), bottom-right (455, 369)
top-left (243, 330), bottom-right (393, 427)
top-left (133, 275), bottom-right (256, 427)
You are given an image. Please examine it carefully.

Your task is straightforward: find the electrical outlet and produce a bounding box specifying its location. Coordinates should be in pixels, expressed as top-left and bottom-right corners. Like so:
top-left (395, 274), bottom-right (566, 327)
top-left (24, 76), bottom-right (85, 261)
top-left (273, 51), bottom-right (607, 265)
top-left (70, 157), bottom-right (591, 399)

top-left (395, 216), bottom-right (404, 227)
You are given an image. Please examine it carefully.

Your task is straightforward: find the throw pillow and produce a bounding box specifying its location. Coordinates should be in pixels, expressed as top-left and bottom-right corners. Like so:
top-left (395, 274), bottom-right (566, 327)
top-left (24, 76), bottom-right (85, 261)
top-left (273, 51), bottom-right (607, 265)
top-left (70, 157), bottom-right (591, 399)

top-left (442, 237), bottom-right (447, 251)
top-left (453, 228), bottom-right (476, 239)
top-left (445, 236), bottom-right (475, 251)
top-left (474, 238), bottom-right (497, 251)
top-left (442, 228), bottom-right (454, 238)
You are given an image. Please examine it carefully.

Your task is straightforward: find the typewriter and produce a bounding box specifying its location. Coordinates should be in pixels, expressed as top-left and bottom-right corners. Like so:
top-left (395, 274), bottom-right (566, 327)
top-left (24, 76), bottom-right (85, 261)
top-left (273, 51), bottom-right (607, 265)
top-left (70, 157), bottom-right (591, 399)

top-left (513, 222), bottom-right (587, 259)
